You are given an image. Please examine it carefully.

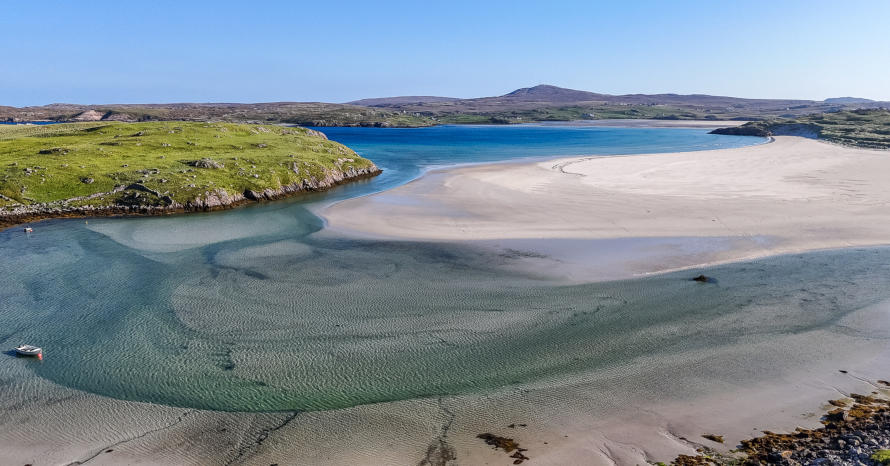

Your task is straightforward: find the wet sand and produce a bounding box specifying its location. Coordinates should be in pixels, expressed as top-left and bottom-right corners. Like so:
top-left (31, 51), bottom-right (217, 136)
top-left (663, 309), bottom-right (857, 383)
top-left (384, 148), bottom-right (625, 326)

top-left (3, 297), bottom-right (890, 465)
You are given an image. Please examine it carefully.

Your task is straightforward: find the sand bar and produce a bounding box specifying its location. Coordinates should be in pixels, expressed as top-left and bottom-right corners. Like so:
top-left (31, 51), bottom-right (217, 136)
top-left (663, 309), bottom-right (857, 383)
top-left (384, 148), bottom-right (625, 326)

top-left (323, 136), bottom-right (890, 274)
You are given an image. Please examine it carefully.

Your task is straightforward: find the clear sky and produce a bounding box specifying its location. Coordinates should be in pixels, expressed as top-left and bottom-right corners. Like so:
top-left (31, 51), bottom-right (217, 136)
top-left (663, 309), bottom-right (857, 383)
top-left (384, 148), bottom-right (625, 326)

top-left (3, 0), bottom-right (889, 106)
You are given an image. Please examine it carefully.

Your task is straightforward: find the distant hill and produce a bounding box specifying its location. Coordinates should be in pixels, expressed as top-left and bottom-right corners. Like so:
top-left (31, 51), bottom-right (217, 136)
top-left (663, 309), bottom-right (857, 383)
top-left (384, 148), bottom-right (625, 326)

top-left (823, 97), bottom-right (875, 104)
top-left (347, 96), bottom-right (460, 106)
top-left (0, 102), bottom-right (434, 127)
top-left (499, 85), bottom-right (610, 102)
top-left (3, 85), bottom-right (888, 127)
top-left (354, 84), bottom-right (820, 109)
top-left (346, 84), bottom-right (866, 123)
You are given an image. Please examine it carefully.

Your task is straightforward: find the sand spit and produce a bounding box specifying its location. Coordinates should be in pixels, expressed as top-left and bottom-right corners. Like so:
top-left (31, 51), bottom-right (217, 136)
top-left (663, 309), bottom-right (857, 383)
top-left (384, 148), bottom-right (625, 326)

top-left (323, 136), bottom-right (890, 275)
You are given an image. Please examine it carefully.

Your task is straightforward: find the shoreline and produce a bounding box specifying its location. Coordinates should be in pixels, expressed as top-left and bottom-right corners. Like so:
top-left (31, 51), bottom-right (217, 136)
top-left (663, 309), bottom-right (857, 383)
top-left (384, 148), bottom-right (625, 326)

top-left (0, 166), bottom-right (381, 232)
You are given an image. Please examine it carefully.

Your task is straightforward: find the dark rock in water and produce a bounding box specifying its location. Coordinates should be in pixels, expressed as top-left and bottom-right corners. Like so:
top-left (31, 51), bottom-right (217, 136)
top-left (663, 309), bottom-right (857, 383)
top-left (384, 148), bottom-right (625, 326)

top-left (692, 274), bottom-right (712, 283)
top-left (702, 433), bottom-right (725, 443)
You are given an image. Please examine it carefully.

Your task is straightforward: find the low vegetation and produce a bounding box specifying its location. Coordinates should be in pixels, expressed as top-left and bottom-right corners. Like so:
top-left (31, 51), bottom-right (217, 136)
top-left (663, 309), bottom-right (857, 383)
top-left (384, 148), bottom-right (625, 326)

top-left (0, 102), bottom-right (433, 128)
top-left (0, 122), bottom-right (377, 216)
top-left (711, 109), bottom-right (890, 149)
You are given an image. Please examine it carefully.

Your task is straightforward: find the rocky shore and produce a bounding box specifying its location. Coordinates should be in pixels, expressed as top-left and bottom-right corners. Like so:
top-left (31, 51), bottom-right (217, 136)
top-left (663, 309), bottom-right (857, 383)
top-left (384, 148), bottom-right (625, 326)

top-left (671, 381), bottom-right (890, 465)
top-left (0, 164), bottom-right (380, 230)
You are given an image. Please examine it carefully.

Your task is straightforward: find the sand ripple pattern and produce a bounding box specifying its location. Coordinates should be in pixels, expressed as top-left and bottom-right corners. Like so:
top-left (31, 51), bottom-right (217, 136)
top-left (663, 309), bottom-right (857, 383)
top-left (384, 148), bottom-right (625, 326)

top-left (2, 217), bottom-right (889, 412)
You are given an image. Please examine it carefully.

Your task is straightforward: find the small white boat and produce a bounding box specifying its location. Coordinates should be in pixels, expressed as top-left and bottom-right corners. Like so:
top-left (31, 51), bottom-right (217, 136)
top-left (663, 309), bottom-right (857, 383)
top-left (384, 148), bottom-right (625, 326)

top-left (14, 345), bottom-right (42, 357)
top-left (24, 227), bottom-right (33, 233)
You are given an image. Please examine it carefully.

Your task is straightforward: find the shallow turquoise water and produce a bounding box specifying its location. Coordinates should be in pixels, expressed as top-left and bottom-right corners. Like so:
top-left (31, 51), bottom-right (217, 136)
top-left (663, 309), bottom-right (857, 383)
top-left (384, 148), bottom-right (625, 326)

top-left (7, 126), bottom-right (885, 413)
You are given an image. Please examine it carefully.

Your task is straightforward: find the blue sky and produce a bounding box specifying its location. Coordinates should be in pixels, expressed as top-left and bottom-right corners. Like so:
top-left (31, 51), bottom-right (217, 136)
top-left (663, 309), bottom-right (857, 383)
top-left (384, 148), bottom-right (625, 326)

top-left (3, 0), bottom-right (889, 106)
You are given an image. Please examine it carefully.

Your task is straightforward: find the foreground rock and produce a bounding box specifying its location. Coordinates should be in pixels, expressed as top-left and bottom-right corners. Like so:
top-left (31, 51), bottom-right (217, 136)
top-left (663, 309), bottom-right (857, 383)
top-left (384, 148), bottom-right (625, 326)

top-left (670, 381), bottom-right (890, 465)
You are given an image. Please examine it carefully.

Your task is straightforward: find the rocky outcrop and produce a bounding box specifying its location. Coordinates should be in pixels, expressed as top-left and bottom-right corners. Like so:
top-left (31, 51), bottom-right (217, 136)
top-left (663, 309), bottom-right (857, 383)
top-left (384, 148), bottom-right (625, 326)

top-left (190, 163), bottom-right (380, 209)
top-left (0, 164), bottom-right (381, 229)
top-left (303, 128), bottom-right (328, 140)
top-left (710, 122), bottom-right (822, 139)
top-left (73, 109), bottom-right (106, 121)
top-left (710, 123), bottom-right (771, 137)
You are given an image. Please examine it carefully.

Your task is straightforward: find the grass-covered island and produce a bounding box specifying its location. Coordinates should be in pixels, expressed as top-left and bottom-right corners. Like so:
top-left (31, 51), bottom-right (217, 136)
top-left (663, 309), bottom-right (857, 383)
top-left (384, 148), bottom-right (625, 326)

top-left (0, 122), bottom-right (380, 228)
top-left (711, 109), bottom-right (890, 149)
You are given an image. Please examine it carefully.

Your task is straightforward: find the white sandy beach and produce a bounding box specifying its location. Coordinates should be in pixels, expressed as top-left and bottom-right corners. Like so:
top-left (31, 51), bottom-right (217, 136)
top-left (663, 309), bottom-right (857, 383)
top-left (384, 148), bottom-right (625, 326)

top-left (323, 136), bottom-right (890, 277)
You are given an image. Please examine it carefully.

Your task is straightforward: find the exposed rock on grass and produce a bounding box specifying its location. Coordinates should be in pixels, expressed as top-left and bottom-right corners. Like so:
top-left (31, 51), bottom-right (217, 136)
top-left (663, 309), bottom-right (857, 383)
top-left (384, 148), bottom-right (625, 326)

top-left (190, 158), bottom-right (225, 169)
top-left (38, 147), bottom-right (70, 155)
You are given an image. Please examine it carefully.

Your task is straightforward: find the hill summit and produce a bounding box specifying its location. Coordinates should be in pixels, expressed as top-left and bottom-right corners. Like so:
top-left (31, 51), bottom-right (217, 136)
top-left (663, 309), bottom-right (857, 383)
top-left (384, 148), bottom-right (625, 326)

top-left (501, 84), bottom-right (607, 102)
